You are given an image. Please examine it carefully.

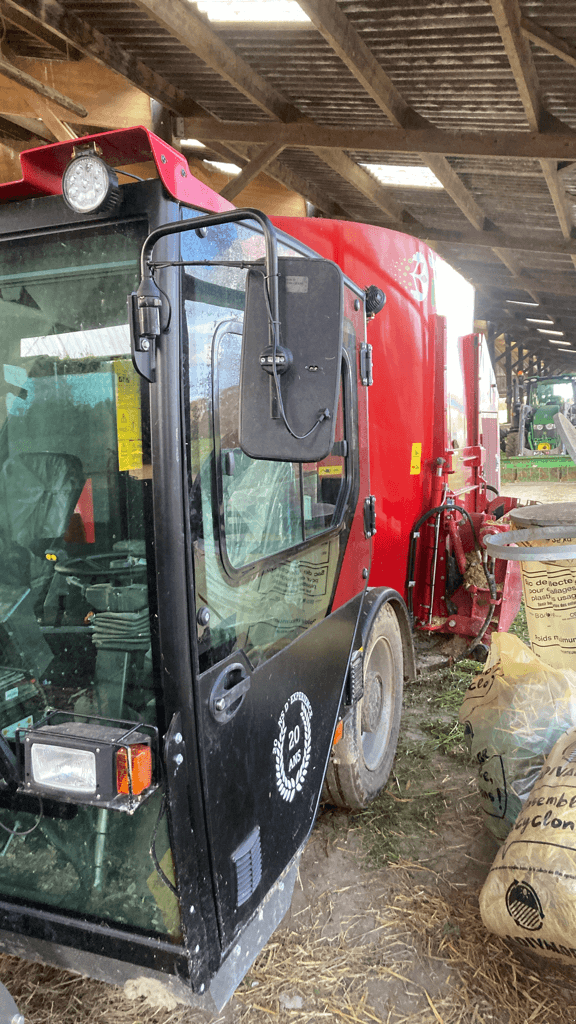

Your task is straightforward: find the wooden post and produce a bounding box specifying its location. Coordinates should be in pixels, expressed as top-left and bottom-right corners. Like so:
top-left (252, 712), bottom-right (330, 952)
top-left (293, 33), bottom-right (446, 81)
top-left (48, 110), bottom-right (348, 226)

top-left (505, 334), bottom-right (513, 421)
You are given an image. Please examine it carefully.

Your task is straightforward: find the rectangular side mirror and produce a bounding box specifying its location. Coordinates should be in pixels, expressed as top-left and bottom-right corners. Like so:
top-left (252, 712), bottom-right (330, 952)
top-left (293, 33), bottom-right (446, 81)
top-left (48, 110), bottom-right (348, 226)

top-left (239, 257), bottom-right (344, 462)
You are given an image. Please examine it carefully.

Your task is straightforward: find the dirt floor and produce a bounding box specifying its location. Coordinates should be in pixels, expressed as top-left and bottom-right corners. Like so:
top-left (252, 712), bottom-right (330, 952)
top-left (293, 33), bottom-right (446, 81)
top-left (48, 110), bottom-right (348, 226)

top-left (3, 480), bottom-right (576, 1023)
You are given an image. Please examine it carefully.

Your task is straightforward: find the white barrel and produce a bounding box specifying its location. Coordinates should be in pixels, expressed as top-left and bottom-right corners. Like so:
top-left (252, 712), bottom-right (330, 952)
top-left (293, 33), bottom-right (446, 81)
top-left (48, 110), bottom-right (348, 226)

top-left (485, 503), bottom-right (576, 669)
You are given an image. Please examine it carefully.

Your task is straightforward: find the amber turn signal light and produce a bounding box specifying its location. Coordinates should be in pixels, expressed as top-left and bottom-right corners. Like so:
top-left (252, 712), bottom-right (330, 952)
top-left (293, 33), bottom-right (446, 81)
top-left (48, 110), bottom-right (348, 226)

top-left (116, 743), bottom-right (152, 795)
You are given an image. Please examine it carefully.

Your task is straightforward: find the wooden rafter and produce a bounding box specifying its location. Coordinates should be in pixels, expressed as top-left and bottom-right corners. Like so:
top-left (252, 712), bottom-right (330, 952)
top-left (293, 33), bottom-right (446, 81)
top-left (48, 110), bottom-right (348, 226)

top-left (296, 0), bottom-right (487, 233)
top-left (488, 0), bottom-right (545, 131)
top-left (180, 119), bottom-right (576, 161)
top-left (521, 15), bottom-right (576, 71)
top-left (2, 4), bottom-right (81, 60)
top-left (488, 0), bottom-right (576, 282)
top-left (310, 148), bottom-right (421, 226)
top-left (6, 0), bottom-right (197, 116)
top-left (491, 248), bottom-right (542, 304)
top-left (0, 53), bottom-right (86, 118)
top-left (130, 0), bottom-right (299, 123)
top-left (218, 142), bottom-right (286, 202)
top-left (131, 0), bottom-right (434, 229)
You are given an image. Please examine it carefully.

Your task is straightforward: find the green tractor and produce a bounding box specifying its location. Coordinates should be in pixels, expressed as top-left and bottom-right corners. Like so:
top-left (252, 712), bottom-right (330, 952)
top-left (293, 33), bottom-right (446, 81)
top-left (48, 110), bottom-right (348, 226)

top-left (502, 374), bottom-right (576, 457)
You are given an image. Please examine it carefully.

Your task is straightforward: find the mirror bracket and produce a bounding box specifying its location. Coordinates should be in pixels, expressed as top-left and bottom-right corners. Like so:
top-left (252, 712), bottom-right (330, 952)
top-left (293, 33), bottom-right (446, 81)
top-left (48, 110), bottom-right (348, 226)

top-left (129, 208), bottom-right (280, 385)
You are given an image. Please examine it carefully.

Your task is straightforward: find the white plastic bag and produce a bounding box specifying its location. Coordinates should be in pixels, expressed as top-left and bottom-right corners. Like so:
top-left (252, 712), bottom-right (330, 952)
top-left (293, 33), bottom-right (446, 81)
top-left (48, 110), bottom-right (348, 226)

top-left (459, 633), bottom-right (576, 840)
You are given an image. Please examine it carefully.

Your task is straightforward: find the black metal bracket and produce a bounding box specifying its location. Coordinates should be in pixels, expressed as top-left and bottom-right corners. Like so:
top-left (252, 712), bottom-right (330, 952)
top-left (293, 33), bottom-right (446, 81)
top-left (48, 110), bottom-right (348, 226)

top-left (360, 342), bottom-right (373, 386)
top-left (363, 495), bottom-right (377, 538)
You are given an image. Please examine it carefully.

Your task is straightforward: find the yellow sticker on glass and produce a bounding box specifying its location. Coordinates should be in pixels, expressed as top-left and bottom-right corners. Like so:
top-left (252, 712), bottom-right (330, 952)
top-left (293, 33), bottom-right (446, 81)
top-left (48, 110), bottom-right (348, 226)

top-left (114, 359), bottom-right (143, 472)
top-left (410, 443), bottom-right (422, 475)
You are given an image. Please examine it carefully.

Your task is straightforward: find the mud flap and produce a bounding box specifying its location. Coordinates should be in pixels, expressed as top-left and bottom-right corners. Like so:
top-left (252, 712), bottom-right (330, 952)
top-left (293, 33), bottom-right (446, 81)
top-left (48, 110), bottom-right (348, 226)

top-left (209, 851), bottom-right (301, 1011)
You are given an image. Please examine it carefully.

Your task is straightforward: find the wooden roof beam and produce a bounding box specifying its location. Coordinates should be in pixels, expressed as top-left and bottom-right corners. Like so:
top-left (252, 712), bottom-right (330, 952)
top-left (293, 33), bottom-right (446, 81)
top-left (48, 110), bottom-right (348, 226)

top-left (521, 15), bottom-right (576, 70)
top-left (133, 0), bottom-right (432, 228)
top-left (491, 247), bottom-right (542, 303)
top-left (218, 142), bottom-right (286, 202)
top-left (131, 0), bottom-right (300, 123)
top-left (310, 148), bottom-right (421, 226)
top-left (415, 226), bottom-right (576, 256)
top-left (6, 0), bottom-right (198, 116)
top-left (0, 52), bottom-right (86, 119)
top-left (180, 119), bottom-right (576, 160)
top-left (489, 0), bottom-right (576, 282)
top-left (488, 0), bottom-right (545, 131)
top-left (3, 4), bottom-right (81, 60)
top-left (297, 0), bottom-right (487, 232)
top-left (186, 140), bottom-right (349, 218)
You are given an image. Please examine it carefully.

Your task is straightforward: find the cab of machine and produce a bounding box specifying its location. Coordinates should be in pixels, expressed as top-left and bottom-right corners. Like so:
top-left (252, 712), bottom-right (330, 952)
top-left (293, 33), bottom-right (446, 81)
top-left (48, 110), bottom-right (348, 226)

top-left (0, 129), bottom-right (367, 1008)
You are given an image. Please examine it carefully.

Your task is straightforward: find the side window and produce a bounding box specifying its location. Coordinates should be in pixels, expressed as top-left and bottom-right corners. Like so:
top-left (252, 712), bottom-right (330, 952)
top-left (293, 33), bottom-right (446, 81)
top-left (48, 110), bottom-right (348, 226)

top-left (184, 221), bottom-right (354, 671)
top-left (302, 392), bottom-right (346, 539)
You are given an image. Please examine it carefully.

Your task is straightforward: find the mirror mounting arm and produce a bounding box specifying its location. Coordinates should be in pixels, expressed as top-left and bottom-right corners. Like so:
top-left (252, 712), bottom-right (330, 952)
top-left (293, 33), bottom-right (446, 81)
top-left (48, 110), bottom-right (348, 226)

top-left (129, 208), bottom-right (279, 383)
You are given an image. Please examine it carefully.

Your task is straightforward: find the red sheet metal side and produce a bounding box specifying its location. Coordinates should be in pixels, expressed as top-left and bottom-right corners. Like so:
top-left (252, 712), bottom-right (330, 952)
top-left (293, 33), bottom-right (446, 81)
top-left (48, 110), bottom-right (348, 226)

top-left (0, 127), bottom-right (235, 213)
top-left (273, 217), bottom-right (441, 600)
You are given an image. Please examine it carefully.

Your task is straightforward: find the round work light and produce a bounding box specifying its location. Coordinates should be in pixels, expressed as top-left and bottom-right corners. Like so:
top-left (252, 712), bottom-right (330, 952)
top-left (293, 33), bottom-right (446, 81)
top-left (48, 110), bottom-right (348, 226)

top-left (62, 149), bottom-right (121, 214)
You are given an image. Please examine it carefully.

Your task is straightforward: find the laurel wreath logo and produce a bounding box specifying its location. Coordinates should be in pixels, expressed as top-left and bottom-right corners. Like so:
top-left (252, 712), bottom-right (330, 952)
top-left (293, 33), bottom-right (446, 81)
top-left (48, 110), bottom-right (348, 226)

top-left (273, 692), bottom-right (312, 803)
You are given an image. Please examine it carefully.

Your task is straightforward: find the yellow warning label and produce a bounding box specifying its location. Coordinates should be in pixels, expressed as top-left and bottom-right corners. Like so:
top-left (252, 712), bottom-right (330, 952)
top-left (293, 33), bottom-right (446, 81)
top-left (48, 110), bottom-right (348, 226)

top-left (537, 442), bottom-right (551, 451)
top-left (410, 442), bottom-right (422, 475)
top-left (318, 465), bottom-right (343, 477)
top-left (114, 359), bottom-right (143, 473)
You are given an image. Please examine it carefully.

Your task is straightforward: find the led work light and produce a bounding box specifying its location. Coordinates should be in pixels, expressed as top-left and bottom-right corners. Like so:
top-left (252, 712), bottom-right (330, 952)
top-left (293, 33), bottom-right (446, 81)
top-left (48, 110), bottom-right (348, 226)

top-left (62, 145), bottom-right (121, 215)
top-left (22, 718), bottom-right (156, 812)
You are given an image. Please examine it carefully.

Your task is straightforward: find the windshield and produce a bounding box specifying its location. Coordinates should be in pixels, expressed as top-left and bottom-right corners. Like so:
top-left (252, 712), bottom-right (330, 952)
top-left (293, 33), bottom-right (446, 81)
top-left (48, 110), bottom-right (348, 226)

top-left (0, 222), bottom-right (176, 939)
top-left (530, 380), bottom-right (576, 407)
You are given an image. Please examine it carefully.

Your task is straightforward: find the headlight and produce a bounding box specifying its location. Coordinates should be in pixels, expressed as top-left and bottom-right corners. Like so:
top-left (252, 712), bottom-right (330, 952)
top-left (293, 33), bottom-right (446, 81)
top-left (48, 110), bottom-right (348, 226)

top-left (545, 423), bottom-right (555, 431)
top-left (31, 742), bottom-right (96, 793)
top-left (23, 720), bottom-right (154, 810)
top-left (535, 424), bottom-right (544, 431)
top-left (62, 148), bottom-right (120, 214)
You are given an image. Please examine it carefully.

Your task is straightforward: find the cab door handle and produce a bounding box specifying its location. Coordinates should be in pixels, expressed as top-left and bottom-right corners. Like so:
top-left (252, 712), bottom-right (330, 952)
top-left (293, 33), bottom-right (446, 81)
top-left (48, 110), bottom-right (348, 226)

top-left (209, 663), bottom-right (251, 723)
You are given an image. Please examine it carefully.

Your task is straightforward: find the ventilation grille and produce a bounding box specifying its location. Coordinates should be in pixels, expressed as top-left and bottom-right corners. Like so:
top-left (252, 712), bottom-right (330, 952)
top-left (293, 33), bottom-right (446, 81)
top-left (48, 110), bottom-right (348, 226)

top-left (232, 826), bottom-right (262, 907)
top-left (348, 648), bottom-right (364, 705)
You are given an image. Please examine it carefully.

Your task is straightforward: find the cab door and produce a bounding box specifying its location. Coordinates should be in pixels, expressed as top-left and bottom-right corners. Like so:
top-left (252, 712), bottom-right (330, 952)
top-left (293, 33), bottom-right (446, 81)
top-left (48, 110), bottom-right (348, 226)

top-left (181, 219), bottom-right (365, 951)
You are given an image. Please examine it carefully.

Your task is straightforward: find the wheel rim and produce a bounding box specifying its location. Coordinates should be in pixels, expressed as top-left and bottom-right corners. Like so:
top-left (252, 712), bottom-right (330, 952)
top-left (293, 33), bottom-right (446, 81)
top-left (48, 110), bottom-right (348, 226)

top-left (361, 635), bottom-right (397, 771)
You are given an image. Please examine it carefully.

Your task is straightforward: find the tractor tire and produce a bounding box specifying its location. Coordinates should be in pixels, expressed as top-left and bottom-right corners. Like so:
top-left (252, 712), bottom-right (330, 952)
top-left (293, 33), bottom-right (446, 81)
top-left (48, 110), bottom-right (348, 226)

top-left (322, 603), bottom-right (403, 809)
top-left (504, 431), bottom-right (519, 456)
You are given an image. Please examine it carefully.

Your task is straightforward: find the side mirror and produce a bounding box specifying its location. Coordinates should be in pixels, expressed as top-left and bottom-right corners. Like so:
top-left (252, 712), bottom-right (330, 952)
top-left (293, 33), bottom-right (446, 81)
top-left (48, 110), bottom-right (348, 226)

top-left (239, 257), bottom-right (344, 463)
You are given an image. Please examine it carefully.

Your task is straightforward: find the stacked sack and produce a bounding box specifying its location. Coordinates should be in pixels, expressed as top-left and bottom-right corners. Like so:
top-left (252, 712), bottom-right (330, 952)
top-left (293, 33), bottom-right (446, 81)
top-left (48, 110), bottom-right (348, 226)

top-left (480, 727), bottom-right (576, 964)
top-left (458, 633), bottom-right (576, 841)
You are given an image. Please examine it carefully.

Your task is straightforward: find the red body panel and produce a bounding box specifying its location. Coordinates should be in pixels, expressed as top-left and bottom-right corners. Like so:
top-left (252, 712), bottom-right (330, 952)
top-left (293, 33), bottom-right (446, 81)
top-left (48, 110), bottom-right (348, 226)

top-left (272, 218), bottom-right (461, 594)
top-left (273, 216), bottom-right (520, 636)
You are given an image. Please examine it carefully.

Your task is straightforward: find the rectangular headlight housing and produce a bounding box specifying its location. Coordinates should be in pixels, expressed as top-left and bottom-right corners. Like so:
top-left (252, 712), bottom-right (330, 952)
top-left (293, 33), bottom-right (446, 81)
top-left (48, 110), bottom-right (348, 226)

top-left (31, 742), bottom-right (97, 793)
top-left (22, 717), bottom-right (157, 812)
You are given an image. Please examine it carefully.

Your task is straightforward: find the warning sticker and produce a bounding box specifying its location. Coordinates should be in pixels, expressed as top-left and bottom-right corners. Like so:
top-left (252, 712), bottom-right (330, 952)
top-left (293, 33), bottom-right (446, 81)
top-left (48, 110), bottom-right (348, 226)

top-left (114, 360), bottom-right (143, 473)
top-left (410, 442), bottom-right (422, 475)
top-left (318, 465), bottom-right (343, 477)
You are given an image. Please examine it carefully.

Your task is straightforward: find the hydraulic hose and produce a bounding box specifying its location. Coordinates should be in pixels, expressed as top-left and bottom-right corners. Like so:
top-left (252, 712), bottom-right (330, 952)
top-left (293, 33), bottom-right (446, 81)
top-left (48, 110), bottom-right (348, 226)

top-left (405, 503), bottom-right (480, 624)
top-left (406, 500), bottom-right (499, 665)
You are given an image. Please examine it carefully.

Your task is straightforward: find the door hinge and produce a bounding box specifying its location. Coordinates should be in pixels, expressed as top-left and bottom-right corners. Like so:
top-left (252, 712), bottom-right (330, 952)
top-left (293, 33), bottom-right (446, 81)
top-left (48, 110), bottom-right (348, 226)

top-left (360, 342), bottom-right (373, 386)
top-left (363, 495), bottom-right (376, 538)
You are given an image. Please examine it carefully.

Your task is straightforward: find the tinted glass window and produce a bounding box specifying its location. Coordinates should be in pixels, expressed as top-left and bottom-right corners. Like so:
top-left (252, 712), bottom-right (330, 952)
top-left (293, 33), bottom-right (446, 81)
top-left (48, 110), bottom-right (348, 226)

top-left (183, 221), bottom-right (348, 672)
top-left (0, 223), bottom-right (175, 939)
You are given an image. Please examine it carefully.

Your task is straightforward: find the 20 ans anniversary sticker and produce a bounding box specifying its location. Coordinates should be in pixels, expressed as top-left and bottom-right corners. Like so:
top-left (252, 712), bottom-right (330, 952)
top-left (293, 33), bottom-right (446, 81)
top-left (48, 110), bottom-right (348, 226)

top-left (273, 691), bottom-right (312, 803)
